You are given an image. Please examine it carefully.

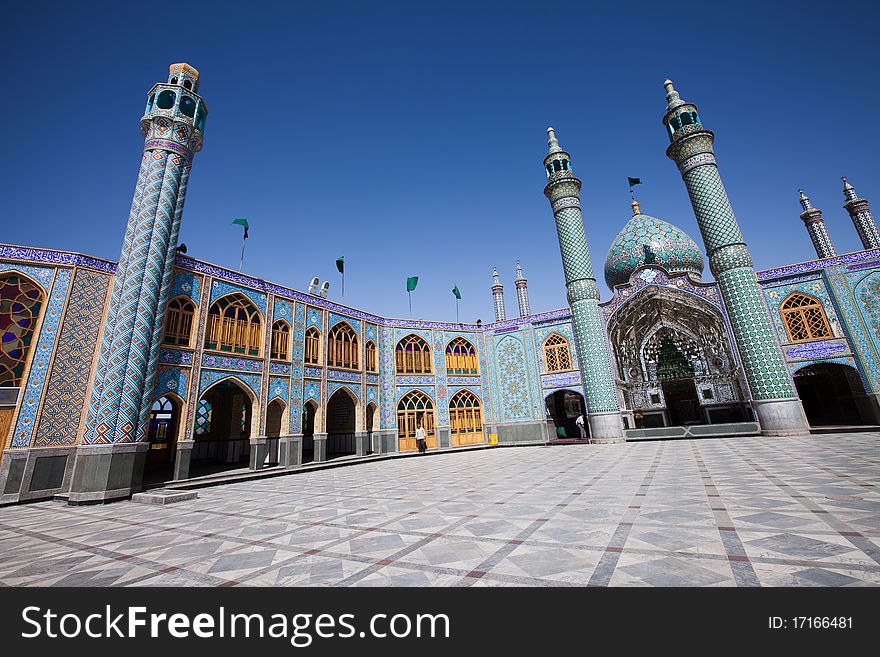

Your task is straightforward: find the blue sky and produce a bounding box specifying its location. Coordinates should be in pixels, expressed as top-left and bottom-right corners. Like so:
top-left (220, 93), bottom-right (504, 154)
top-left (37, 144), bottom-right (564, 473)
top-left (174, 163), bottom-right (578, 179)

top-left (3, 1), bottom-right (878, 322)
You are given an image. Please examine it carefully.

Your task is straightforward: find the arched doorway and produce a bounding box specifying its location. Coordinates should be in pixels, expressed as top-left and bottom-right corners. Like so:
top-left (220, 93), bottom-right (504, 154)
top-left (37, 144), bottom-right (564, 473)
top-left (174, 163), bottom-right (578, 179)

top-left (144, 395), bottom-right (181, 483)
top-left (265, 398), bottom-right (285, 465)
top-left (191, 379), bottom-right (254, 475)
top-left (793, 363), bottom-right (878, 426)
top-left (545, 390), bottom-right (587, 439)
top-left (302, 400), bottom-right (317, 463)
top-left (326, 389), bottom-right (357, 458)
top-left (397, 390), bottom-right (436, 451)
top-left (366, 402), bottom-right (377, 455)
top-left (449, 390), bottom-right (484, 446)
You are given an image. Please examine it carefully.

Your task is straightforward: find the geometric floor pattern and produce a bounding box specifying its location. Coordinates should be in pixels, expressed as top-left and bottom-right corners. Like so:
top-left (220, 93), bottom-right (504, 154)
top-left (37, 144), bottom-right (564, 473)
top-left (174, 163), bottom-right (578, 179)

top-left (0, 432), bottom-right (878, 587)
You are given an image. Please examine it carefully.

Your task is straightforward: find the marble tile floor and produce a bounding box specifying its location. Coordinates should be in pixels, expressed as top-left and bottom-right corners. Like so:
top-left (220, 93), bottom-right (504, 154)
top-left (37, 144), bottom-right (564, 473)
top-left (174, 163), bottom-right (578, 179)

top-left (0, 433), bottom-right (878, 587)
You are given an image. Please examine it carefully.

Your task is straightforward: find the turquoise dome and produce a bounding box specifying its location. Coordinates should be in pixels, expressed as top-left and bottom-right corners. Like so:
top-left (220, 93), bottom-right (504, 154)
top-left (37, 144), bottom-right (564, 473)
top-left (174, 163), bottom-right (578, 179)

top-left (604, 212), bottom-right (704, 290)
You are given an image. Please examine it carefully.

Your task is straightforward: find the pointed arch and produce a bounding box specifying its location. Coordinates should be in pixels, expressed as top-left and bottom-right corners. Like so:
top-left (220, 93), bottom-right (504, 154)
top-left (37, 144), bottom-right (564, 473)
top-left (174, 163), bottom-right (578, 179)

top-left (197, 375), bottom-right (259, 439)
top-left (395, 334), bottom-right (432, 374)
top-left (396, 389), bottom-right (436, 451)
top-left (205, 292), bottom-right (262, 356)
top-left (304, 326), bottom-right (321, 365)
top-left (445, 337), bottom-right (478, 375)
top-left (449, 389), bottom-right (484, 445)
top-left (0, 272), bottom-right (44, 388)
top-left (163, 295), bottom-right (196, 347)
top-left (781, 292), bottom-right (832, 343)
top-left (543, 333), bottom-right (572, 373)
top-left (265, 397), bottom-right (287, 438)
top-left (365, 340), bottom-right (377, 372)
top-left (271, 318), bottom-right (290, 360)
top-left (327, 321), bottom-right (358, 369)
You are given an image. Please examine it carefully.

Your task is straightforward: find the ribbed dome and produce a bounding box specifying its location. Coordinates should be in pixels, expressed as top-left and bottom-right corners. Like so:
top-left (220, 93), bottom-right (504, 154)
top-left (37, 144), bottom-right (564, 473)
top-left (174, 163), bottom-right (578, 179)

top-left (604, 213), bottom-right (704, 290)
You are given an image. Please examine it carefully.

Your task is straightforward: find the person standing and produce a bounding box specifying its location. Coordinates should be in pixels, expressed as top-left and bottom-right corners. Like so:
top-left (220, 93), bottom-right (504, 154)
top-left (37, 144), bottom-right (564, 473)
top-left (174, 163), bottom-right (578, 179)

top-left (415, 420), bottom-right (427, 454)
top-left (576, 413), bottom-right (586, 439)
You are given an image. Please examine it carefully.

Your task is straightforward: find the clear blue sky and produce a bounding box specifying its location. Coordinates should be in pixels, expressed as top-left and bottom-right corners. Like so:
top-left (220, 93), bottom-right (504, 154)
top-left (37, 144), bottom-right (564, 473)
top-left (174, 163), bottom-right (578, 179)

top-left (3, 1), bottom-right (878, 322)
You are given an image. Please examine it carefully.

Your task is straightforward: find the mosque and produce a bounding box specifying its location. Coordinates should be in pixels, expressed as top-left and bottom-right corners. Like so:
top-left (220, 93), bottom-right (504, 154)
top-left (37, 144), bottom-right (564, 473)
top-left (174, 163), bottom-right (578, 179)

top-left (2, 64), bottom-right (879, 505)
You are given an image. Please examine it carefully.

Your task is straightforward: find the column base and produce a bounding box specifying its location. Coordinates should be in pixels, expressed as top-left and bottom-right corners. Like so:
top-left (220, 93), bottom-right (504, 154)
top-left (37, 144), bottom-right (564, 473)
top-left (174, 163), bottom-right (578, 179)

top-left (355, 431), bottom-right (370, 456)
top-left (437, 425), bottom-right (451, 449)
top-left (0, 445), bottom-right (78, 504)
top-left (173, 440), bottom-right (194, 480)
top-left (752, 398), bottom-right (811, 436)
top-left (249, 437), bottom-right (268, 470)
top-left (279, 435), bottom-right (303, 467)
top-left (68, 442), bottom-right (149, 504)
top-left (587, 412), bottom-right (626, 444)
top-left (313, 433), bottom-right (328, 462)
top-left (373, 429), bottom-right (398, 454)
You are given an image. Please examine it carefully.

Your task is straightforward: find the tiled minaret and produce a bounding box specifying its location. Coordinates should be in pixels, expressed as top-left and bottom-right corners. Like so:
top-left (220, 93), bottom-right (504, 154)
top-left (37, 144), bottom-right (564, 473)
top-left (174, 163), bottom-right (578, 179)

top-left (799, 189), bottom-right (836, 259)
top-left (74, 64), bottom-right (207, 501)
top-left (543, 128), bottom-right (624, 442)
top-left (662, 80), bottom-right (807, 436)
top-left (491, 267), bottom-right (506, 322)
top-left (514, 260), bottom-right (531, 317)
top-left (841, 177), bottom-right (880, 250)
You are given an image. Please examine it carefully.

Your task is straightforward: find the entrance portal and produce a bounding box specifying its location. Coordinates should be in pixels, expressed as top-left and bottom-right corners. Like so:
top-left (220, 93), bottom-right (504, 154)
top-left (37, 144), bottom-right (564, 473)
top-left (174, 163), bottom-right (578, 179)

top-left (545, 390), bottom-right (587, 439)
top-left (661, 379), bottom-right (701, 426)
top-left (794, 363), bottom-right (878, 426)
top-left (302, 400), bottom-right (317, 463)
top-left (191, 380), bottom-right (253, 475)
top-left (144, 395), bottom-right (180, 483)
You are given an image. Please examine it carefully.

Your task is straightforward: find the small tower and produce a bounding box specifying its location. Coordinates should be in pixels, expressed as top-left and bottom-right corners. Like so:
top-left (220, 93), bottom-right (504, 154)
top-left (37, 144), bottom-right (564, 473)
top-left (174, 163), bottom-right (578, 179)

top-left (76, 63), bottom-right (207, 501)
top-left (543, 127), bottom-right (624, 443)
top-left (798, 189), bottom-right (836, 259)
top-left (491, 267), bottom-right (506, 321)
top-left (514, 260), bottom-right (531, 317)
top-left (841, 177), bottom-right (880, 250)
top-left (662, 80), bottom-right (807, 436)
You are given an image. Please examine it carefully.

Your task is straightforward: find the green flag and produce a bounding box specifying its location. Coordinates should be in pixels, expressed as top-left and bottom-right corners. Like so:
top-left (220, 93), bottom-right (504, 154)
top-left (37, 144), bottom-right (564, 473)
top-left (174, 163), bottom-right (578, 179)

top-left (336, 256), bottom-right (344, 274)
top-left (627, 177), bottom-right (642, 188)
top-left (452, 285), bottom-right (461, 300)
top-left (406, 276), bottom-right (419, 292)
top-left (232, 217), bottom-right (249, 238)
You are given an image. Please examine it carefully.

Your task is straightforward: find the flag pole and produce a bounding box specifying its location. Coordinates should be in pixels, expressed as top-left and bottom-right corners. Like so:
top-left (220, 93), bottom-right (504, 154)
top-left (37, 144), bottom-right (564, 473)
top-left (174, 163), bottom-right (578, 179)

top-left (408, 290), bottom-right (412, 316)
top-left (239, 235), bottom-right (246, 272)
top-left (456, 298), bottom-right (459, 323)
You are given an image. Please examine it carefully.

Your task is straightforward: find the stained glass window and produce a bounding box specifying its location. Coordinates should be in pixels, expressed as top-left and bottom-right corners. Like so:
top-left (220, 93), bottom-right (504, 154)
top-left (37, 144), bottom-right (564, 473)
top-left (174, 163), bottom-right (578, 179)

top-left (0, 274), bottom-right (43, 387)
top-left (781, 293), bottom-right (832, 343)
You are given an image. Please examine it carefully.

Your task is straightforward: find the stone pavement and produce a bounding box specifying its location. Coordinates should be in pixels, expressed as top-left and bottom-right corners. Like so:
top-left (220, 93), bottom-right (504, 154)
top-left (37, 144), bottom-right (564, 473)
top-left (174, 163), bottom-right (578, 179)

top-left (0, 433), bottom-right (878, 587)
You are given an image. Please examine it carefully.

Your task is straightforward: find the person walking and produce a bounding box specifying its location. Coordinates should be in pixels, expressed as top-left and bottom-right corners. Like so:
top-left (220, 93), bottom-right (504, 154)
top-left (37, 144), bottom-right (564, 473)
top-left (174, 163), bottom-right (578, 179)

top-left (576, 413), bottom-right (587, 439)
top-left (415, 420), bottom-right (427, 454)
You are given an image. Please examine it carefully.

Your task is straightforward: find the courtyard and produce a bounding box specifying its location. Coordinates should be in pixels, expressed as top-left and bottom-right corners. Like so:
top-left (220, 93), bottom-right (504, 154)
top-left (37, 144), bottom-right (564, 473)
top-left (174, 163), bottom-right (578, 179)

top-left (0, 433), bottom-right (878, 587)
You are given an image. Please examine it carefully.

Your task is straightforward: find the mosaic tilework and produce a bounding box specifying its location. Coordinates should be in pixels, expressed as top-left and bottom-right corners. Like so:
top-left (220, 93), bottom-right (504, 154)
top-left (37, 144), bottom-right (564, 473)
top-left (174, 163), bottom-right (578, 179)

top-left (199, 370), bottom-right (261, 399)
top-left (379, 326), bottom-right (395, 429)
top-left (306, 308), bottom-right (322, 328)
top-left (365, 324), bottom-right (377, 343)
top-left (477, 332), bottom-right (491, 423)
top-left (447, 384), bottom-right (482, 400)
top-left (365, 373), bottom-right (378, 384)
top-left (34, 268), bottom-right (109, 446)
top-left (542, 384), bottom-right (585, 400)
top-left (327, 369), bottom-right (361, 382)
top-left (209, 280), bottom-right (266, 315)
top-left (11, 268), bottom-right (71, 447)
top-left (268, 376), bottom-right (289, 403)
top-left (681, 163), bottom-right (745, 254)
top-left (202, 354), bottom-right (263, 372)
top-left (434, 334), bottom-right (449, 424)
top-left (605, 213), bottom-right (704, 290)
top-left (159, 348), bottom-right (193, 365)
top-left (395, 375), bottom-right (434, 385)
top-left (304, 379), bottom-right (321, 403)
top-left (272, 298), bottom-right (292, 323)
top-left (0, 245), bottom-right (116, 275)
top-left (494, 336), bottom-right (532, 421)
top-left (784, 340), bottom-right (849, 361)
top-left (289, 302), bottom-right (305, 434)
top-left (303, 367), bottom-right (322, 378)
top-left (329, 313), bottom-right (361, 333)
top-left (786, 355), bottom-right (856, 377)
top-left (763, 279), bottom-right (843, 348)
top-left (0, 263), bottom-right (54, 293)
top-left (366, 385), bottom-right (378, 406)
top-left (822, 270), bottom-right (880, 391)
top-left (541, 371), bottom-right (581, 389)
top-left (447, 375), bottom-right (481, 386)
top-left (395, 386), bottom-right (435, 404)
top-left (156, 367), bottom-right (188, 401)
top-left (328, 381), bottom-right (360, 402)
top-left (269, 363), bottom-right (291, 375)
top-left (569, 299), bottom-right (620, 413)
top-left (757, 249), bottom-right (880, 281)
top-left (170, 270), bottom-right (200, 304)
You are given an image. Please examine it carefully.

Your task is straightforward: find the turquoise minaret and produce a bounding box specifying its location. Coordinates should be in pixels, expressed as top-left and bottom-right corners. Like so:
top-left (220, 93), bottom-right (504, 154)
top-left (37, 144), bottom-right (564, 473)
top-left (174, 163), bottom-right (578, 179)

top-left (799, 189), bottom-right (836, 259)
top-left (841, 177), bottom-right (880, 250)
top-left (491, 267), bottom-right (506, 321)
top-left (543, 128), bottom-right (624, 443)
top-left (662, 80), bottom-right (808, 435)
top-left (74, 64), bottom-right (207, 501)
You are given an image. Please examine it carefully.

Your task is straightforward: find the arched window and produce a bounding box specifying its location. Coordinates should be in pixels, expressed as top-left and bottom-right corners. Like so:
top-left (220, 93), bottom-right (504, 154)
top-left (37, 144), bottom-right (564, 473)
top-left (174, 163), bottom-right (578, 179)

top-left (271, 320), bottom-right (290, 361)
top-left (449, 390), bottom-right (483, 445)
top-left (446, 337), bottom-right (478, 375)
top-left (397, 390), bottom-right (435, 451)
top-left (395, 334), bottom-right (432, 374)
top-left (0, 274), bottom-right (43, 387)
top-left (365, 340), bottom-right (377, 372)
top-left (781, 293), bottom-right (832, 343)
top-left (163, 296), bottom-right (195, 347)
top-left (543, 333), bottom-right (573, 372)
top-left (328, 322), bottom-right (358, 369)
top-left (205, 293), bottom-right (261, 356)
top-left (156, 89), bottom-right (176, 110)
top-left (304, 326), bottom-right (321, 365)
top-left (195, 399), bottom-right (212, 435)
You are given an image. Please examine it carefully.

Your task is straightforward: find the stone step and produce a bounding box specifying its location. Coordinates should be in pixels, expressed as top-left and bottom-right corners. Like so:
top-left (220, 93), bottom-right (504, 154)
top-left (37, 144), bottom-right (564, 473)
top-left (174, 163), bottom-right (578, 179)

top-left (130, 489), bottom-right (198, 505)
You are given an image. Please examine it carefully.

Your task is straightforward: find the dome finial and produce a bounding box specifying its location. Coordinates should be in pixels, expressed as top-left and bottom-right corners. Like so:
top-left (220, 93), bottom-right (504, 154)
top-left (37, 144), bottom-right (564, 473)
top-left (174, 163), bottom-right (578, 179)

top-left (798, 188), bottom-right (812, 211)
top-left (547, 126), bottom-right (562, 154)
top-left (663, 78), bottom-right (684, 110)
top-left (629, 188), bottom-right (641, 216)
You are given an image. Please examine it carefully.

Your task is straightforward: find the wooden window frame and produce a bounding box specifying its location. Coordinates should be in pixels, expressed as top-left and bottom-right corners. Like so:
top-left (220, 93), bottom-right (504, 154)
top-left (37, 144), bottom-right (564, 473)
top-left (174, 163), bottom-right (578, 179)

top-left (327, 322), bottom-right (359, 370)
top-left (271, 319), bottom-right (290, 361)
top-left (445, 337), bottom-right (478, 375)
top-left (543, 333), bottom-right (573, 373)
top-left (781, 293), bottom-right (833, 343)
top-left (395, 334), bottom-right (432, 375)
top-left (204, 293), bottom-right (262, 357)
